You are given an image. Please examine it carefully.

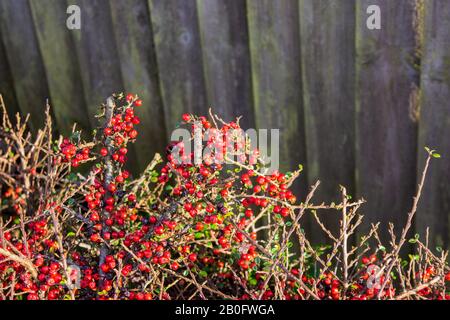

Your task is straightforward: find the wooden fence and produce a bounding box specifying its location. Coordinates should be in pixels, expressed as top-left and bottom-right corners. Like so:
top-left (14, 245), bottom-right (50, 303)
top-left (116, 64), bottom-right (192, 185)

top-left (0, 0), bottom-right (449, 248)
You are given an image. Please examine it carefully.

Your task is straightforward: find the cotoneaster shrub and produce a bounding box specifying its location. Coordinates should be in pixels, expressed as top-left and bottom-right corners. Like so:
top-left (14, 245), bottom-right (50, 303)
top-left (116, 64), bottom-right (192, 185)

top-left (0, 93), bottom-right (449, 300)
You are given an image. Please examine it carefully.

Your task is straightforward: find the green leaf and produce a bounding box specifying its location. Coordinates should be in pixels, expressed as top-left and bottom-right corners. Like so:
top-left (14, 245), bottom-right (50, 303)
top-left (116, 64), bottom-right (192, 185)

top-left (67, 173), bottom-right (78, 182)
top-left (408, 254), bottom-right (419, 261)
top-left (110, 239), bottom-right (120, 246)
top-left (194, 232), bottom-right (204, 239)
top-left (432, 153), bottom-right (441, 158)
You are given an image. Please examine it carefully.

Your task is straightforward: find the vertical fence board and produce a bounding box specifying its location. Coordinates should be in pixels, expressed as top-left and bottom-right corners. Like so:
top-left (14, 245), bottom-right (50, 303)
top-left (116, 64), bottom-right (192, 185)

top-left (196, 0), bottom-right (254, 128)
top-left (247, 0), bottom-right (307, 174)
top-left (299, 0), bottom-right (356, 242)
top-left (67, 0), bottom-right (124, 120)
top-left (30, 0), bottom-right (91, 135)
top-left (0, 27), bottom-right (19, 120)
top-left (355, 0), bottom-right (418, 240)
top-left (417, 0), bottom-right (450, 248)
top-left (0, 0), bottom-right (50, 130)
top-left (247, 0), bottom-right (309, 239)
top-left (110, 0), bottom-right (167, 169)
top-left (67, 0), bottom-right (139, 172)
top-left (148, 0), bottom-right (208, 132)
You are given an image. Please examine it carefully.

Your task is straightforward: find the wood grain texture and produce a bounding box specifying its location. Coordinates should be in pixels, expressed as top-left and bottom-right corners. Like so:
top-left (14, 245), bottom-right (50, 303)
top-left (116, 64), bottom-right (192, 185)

top-left (67, 0), bottom-right (139, 172)
top-left (67, 0), bottom-right (124, 119)
top-left (355, 0), bottom-right (419, 239)
top-left (247, 0), bottom-right (307, 177)
top-left (0, 27), bottom-right (19, 120)
top-left (110, 0), bottom-right (168, 170)
top-left (0, 0), bottom-right (50, 130)
top-left (416, 0), bottom-right (450, 248)
top-left (247, 0), bottom-right (309, 243)
top-left (299, 0), bottom-right (356, 242)
top-left (196, 0), bottom-right (254, 128)
top-left (149, 0), bottom-right (208, 131)
top-left (30, 0), bottom-right (91, 135)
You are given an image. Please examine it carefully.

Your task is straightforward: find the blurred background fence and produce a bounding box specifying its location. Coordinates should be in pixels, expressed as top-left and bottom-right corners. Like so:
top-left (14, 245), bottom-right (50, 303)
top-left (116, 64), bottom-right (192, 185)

top-left (0, 0), bottom-right (449, 248)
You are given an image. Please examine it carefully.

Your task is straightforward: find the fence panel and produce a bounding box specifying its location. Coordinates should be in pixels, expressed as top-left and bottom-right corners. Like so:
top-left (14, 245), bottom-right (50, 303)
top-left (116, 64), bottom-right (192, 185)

top-left (149, 0), bottom-right (208, 132)
top-left (0, 0), bottom-right (50, 130)
top-left (299, 0), bottom-right (356, 242)
top-left (355, 0), bottom-right (419, 240)
top-left (30, 0), bottom-right (91, 135)
top-left (196, 0), bottom-right (254, 128)
top-left (0, 28), bottom-right (19, 120)
top-left (110, 0), bottom-right (168, 169)
top-left (417, 0), bottom-right (450, 248)
top-left (247, 0), bottom-right (310, 241)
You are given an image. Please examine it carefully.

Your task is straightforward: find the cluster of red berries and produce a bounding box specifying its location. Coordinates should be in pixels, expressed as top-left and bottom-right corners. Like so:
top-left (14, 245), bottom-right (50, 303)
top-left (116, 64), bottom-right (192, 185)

top-left (102, 94), bottom-right (141, 145)
top-left (2, 186), bottom-right (24, 214)
top-left (59, 138), bottom-right (91, 167)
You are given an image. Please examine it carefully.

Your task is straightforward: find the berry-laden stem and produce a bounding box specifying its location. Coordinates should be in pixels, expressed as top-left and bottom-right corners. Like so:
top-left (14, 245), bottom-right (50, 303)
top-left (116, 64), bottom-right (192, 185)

top-left (377, 151), bottom-right (433, 298)
top-left (98, 96), bottom-right (115, 289)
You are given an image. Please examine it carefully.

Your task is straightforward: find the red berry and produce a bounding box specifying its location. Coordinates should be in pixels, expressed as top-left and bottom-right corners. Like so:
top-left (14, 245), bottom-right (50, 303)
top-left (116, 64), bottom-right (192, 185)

top-left (108, 183), bottom-right (117, 193)
top-left (257, 176), bottom-right (266, 185)
top-left (129, 130), bottom-right (138, 139)
top-left (126, 93), bottom-right (134, 102)
top-left (100, 264), bottom-right (110, 273)
top-left (154, 225), bottom-right (164, 235)
top-left (195, 222), bottom-right (204, 231)
top-left (27, 293), bottom-right (39, 300)
top-left (188, 253), bottom-right (197, 262)
top-left (182, 113), bottom-right (191, 122)
top-left (134, 99), bottom-right (143, 107)
top-left (105, 197), bottom-right (115, 206)
top-left (73, 158), bottom-right (82, 167)
top-left (104, 128), bottom-right (112, 136)
top-left (119, 147), bottom-right (128, 155)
